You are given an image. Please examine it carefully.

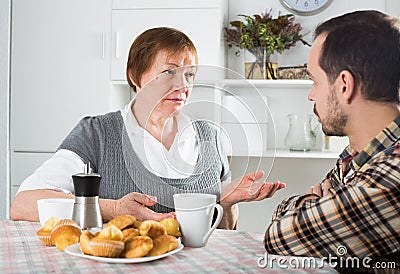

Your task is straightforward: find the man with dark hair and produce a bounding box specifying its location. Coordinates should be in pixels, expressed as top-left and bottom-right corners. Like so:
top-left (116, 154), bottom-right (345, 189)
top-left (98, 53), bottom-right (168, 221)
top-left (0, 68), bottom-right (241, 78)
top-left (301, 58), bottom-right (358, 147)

top-left (264, 10), bottom-right (399, 273)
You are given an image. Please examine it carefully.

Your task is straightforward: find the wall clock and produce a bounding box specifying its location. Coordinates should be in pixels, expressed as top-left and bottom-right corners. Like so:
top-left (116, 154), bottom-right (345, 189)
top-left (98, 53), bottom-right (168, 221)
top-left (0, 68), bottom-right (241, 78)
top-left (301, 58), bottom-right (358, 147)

top-left (279, 0), bottom-right (333, 16)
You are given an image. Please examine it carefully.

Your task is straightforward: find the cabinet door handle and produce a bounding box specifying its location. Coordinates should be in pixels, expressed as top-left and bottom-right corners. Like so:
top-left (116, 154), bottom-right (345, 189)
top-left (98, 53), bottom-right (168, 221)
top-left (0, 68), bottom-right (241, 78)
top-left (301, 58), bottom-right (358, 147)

top-left (102, 32), bottom-right (106, 59)
top-left (115, 32), bottom-right (119, 59)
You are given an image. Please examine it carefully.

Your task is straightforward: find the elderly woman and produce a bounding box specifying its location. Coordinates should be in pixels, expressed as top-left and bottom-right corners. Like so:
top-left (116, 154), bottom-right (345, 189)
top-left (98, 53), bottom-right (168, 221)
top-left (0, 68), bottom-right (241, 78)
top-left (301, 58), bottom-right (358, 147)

top-left (10, 27), bottom-right (285, 229)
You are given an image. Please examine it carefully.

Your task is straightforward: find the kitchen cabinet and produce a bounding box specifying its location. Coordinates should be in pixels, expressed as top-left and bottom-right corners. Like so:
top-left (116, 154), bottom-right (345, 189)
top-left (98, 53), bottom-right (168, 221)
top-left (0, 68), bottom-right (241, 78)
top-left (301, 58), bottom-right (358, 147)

top-left (218, 79), bottom-right (348, 158)
top-left (111, 0), bottom-right (227, 82)
top-left (10, 153), bottom-right (53, 201)
top-left (10, 0), bottom-right (112, 195)
top-left (11, 0), bottom-right (112, 152)
top-left (8, 0), bottom-right (229, 207)
top-left (220, 94), bottom-right (269, 156)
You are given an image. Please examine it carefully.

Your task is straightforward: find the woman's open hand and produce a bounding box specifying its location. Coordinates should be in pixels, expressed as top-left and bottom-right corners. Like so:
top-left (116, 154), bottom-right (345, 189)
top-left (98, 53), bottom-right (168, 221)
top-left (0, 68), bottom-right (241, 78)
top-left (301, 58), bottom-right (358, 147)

top-left (220, 171), bottom-right (286, 208)
top-left (112, 192), bottom-right (175, 221)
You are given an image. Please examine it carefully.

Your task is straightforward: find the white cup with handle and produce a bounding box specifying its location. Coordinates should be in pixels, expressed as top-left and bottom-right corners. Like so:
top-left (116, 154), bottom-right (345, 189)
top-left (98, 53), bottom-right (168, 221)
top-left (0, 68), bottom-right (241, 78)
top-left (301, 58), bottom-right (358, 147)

top-left (173, 193), bottom-right (223, 248)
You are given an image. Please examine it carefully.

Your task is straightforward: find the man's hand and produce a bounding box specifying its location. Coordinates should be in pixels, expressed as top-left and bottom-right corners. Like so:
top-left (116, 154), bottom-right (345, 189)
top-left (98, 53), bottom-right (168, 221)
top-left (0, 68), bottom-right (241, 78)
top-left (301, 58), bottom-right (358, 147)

top-left (113, 192), bottom-right (175, 221)
top-left (306, 178), bottom-right (333, 198)
top-left (220, 170), bottom-right (286, 208)
top-left (296, 178), bottom-right (333, 207)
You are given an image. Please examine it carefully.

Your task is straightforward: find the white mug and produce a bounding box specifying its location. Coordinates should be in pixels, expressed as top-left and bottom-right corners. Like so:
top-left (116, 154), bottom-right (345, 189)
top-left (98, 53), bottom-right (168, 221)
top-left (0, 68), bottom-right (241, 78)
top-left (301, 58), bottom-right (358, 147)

top-left (173, 193), bottom-right (223, 248)
top-left (37, 198), bottom-right (74, 226)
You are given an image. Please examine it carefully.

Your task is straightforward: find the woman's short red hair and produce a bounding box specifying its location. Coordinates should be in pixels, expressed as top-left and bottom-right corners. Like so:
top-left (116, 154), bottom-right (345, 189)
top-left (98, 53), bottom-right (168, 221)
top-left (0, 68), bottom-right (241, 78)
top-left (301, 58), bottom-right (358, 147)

top-left (126, 27), bottom-right (198, 91)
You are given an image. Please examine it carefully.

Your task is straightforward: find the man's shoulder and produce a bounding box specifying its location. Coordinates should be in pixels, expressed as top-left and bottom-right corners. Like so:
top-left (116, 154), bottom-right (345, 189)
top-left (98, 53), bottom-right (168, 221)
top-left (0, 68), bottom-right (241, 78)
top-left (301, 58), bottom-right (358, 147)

top-left (357, 140), bottom-right (400, 188)
top-left (383, 142), bottom-right (400, 156)
top-left (365, 141), bottom-right (400, 167)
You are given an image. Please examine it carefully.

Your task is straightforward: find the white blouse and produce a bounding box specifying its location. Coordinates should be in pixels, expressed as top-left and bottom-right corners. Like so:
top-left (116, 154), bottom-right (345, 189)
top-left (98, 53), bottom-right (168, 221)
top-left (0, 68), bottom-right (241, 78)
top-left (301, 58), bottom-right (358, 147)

top-left (18, 99), bottom-right (199, 194)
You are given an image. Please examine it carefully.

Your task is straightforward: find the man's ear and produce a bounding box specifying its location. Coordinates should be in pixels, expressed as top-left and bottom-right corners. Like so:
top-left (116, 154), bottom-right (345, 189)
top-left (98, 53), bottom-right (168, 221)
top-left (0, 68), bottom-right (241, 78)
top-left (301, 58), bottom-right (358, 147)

top-left (338, 70), bottom-right (356, 104)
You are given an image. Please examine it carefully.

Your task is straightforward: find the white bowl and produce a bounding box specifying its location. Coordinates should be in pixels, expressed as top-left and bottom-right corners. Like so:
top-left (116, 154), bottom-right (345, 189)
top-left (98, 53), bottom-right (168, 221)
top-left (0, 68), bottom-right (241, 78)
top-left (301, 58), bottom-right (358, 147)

top-left (37, 198), bottom-right (74, 226)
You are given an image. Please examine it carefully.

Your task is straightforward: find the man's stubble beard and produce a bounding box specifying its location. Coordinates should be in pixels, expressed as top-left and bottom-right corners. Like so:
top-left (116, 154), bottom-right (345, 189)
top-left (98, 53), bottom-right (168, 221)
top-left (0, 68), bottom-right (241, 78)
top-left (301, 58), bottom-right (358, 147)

top-left (315, 87), bottom-right (348, 137)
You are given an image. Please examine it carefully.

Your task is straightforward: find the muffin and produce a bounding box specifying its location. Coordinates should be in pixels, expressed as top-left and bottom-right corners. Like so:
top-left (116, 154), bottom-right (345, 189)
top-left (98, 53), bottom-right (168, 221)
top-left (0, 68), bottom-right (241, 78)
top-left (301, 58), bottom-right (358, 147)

top-left (160, 218), bottom-right (181, 237)
top-left (147, 234), bottom-right (179, 256)
top-left (96, 224), bottom-right (123, 241)
top-left (36, 217), bottom-right (60, 246)
top-left (106, 215), bottom-right (136, 230)
top-left (139, 220), bottom-right (166, 239)
top-left (50, 219), bottom-right (82, 251)
top-left (79, 230), bottom-right (95, 255)
top-left (79, 226), bottom-right (125, 258)
top-left (121, 228), bottom-right (140, 243)
top-left (88, 238), bottom-right (125, 258)
top-left (120, 236), bottom-right (153, 258)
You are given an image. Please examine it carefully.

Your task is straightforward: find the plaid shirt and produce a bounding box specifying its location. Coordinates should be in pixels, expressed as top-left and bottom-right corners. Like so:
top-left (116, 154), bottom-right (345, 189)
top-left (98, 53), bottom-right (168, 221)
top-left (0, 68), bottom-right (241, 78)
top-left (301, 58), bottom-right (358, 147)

top-left (264, 116), bottom-right (400, 264)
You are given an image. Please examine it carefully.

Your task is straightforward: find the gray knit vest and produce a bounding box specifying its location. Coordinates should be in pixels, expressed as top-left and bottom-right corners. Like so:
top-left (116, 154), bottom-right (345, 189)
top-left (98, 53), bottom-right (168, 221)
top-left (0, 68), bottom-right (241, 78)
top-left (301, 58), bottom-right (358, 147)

top-left (58, 111), bottom-right (231, 213)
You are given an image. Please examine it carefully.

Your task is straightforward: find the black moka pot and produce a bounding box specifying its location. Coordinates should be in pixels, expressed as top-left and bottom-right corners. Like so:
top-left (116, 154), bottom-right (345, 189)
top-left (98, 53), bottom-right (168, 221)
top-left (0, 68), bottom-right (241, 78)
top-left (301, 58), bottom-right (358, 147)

top-left (71, 163), bottom-right (102, 230)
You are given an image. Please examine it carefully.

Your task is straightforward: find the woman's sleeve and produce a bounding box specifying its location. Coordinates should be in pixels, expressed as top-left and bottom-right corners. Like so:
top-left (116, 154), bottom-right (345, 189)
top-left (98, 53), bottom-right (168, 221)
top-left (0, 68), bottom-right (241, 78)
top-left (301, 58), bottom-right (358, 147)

top-left (17, 149), bottom-right (84, 194)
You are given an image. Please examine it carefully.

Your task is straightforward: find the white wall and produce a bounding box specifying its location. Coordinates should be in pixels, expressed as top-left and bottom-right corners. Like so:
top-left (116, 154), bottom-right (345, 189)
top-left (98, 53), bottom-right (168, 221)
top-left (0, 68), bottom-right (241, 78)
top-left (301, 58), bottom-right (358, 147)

top-left (0, 0), bottom-right (10, 220)
top-left (386, 0), bottom-right (400, 17)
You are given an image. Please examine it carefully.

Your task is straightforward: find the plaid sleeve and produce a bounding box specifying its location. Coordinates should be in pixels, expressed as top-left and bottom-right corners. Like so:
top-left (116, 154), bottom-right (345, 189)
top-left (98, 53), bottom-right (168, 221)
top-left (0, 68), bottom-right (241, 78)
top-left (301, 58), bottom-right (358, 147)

top-left (270, 194), bottom-right (304, 220)
top-left (270, 165), bottom-right (338, 221)
top-left (264, 154), bottom-right (400, 259)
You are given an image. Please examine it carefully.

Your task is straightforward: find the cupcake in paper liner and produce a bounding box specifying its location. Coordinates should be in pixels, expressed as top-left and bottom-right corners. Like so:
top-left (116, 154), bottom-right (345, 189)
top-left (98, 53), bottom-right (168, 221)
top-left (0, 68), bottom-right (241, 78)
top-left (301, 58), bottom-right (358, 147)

top-left (37, 230), bottom-right (53, 246)
top-left (50, 219), bottom-right (82, 251)
top-left (87, 238), bottom-right (125, 258)
top-left (36, 216), bottom-right (61, 247)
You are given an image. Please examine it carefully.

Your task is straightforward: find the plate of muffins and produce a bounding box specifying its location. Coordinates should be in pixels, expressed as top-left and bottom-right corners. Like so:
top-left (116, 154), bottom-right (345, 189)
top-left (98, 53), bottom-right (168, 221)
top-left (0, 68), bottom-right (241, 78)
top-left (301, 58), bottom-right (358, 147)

top-left (65, 242), bottom-right (183, 263)
top-left (37, 215), bottom-right (184, 263)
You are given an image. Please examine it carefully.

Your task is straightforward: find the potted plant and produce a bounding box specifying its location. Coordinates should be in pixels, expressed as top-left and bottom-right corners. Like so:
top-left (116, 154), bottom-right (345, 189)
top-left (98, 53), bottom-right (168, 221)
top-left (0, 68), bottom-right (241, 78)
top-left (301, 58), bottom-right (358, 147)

top-left (224, 10), bottom-right (310, 79)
